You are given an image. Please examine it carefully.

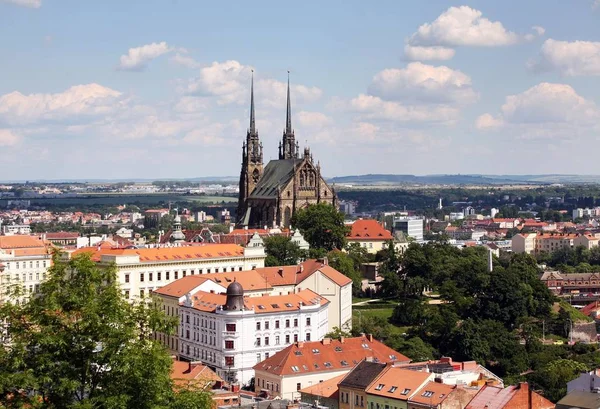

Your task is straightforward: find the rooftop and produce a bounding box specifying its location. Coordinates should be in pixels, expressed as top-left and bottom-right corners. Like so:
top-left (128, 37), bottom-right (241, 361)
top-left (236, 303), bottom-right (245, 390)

top-left (365, 366), bottom-right (431, 401)
top-left (347, 219), bottom-right (393, 241)
top-left (298, 374), bottom-right (345, 399)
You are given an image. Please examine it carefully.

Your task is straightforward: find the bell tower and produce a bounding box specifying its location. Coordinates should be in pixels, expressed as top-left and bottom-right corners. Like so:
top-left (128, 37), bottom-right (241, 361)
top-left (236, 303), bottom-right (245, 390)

top-left (279, 72), bottom-right (299, 160)
top-left (237, 71), bottom-right (263, 222)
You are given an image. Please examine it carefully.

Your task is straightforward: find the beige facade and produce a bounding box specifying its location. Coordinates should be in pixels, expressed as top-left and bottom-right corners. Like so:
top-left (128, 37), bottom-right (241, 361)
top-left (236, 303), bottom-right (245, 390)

top-left (511, 233), bottom-right (536, 254)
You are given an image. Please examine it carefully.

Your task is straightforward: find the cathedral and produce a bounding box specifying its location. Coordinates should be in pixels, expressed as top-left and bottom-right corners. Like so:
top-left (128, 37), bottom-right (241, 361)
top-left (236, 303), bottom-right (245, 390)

top-left (236, 73), bottom-right (337, 229)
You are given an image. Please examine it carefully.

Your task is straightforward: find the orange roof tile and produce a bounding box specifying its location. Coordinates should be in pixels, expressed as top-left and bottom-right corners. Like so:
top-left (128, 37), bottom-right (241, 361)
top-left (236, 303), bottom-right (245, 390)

top-left (171, 359), bottom-right (223, 388)
top-left (366, 366), bottom-right (431, 401)
top-left (347, 220), bottom-right (393, 241)
top-left (255, 260), bottom-right (352, 288)
top-left (299, 374), bottom-right (344, 399)
top-left (153, 270), bottom-right (271, 298)
top-left (409, 381), bottom-right (454, 406)
top-left (0, 235), bottom-right (47, 249)
top-left (254, 335), bottom-right (409, 376)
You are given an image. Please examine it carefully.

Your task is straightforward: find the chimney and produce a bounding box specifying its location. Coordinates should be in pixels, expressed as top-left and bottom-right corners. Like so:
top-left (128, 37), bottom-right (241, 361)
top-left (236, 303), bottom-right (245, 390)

top-left (367, 334), bottom-right (373, 342)
top-left (296, 342), bottom-right (304, 348)
top-left (278, 268), bottom-right (284, 277)
top-left (322, 338), bottom-right (331, 345)
top-left (340, 336), bottom-right (345, 344)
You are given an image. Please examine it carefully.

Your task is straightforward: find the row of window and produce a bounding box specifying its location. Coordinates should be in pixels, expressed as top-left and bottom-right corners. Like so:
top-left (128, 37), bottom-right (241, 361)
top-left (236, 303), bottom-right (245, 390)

top-left (255, 333), bottom-right (310, 347)
top-left (184, 315), bottom-right (216, 329)
top-left (4, 260), bottom-right (48, 270)
top-left (255, 317), bottom-right (311, 331)
top-left (185, 329), bottom-right (216, 346)
top-left (256, 377), bottom-right (280, 393)
top-left (8, 272), bottom-right (46, 282)
top-left (125, 266), bottom-right (244, 283)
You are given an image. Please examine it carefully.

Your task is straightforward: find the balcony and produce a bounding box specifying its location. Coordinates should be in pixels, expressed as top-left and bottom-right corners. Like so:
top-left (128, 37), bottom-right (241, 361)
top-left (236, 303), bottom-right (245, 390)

top-left (223, 330), bottom-right (239, 338)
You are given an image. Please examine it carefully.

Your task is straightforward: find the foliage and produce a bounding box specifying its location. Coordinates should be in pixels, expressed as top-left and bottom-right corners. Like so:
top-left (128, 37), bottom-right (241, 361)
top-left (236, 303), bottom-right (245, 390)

top-left (263, 236), bottom-right (306, 266)
top-left (0, 252), bottom-right (212, 409)
top-left (327, 250), bottom-right (363, 294)
top-left (291, 203), bottom-right (349, 251)
top-left (528, 359), bottom-right (588, 402)
top-left (324, 326), bottom-right (352, 340)
top-left (385, 336), bottom-right (436, 362)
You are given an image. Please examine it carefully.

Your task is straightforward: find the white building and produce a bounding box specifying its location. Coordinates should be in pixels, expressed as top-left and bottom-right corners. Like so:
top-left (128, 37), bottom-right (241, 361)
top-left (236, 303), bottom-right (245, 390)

top-left (70, 238), bottom-right (266, 301)
top-left (1, 224), bottom-right (32, 236)
top-left (393, 217), bottom-right (424, 242)
top-left (177, 282), bottom-right (329, 385)
top-left (0, 235), bottom-right (52, 304)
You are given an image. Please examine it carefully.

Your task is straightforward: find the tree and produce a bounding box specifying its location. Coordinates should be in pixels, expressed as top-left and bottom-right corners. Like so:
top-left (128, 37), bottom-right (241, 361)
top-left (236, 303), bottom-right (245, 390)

top-left (0, 252), bottom-right (212, 409)
top-left (385, 336), bottom-right (436, 362)
top-left (291, 203), bottom-right (349, 251)
top-left (263, 236), bottom-right (306, 266)
top-left (327, 250), bottom-right (363, 294)
top-left (528, 359), bottom-right (588, 403)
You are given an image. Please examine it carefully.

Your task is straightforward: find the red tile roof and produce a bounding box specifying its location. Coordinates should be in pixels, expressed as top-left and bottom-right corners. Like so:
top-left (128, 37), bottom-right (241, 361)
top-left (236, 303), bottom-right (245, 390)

top-left (44, 232), bottom-right (80, 239)
top-left (171, 359), bottom-right (223, 387)
top-left (347, 219), bottom-right (393, 241)
top-left (255, 259), bottom-right (352, 288)
top-left (465, 384), bottom-right (553, 409)
top-left (299, 374), bottom-right (344, 399)
top-left (366, 367), bottom-right (431, 401)
top-left (0, 235), bottom-right (47, 249)
top-left (253, 335), bottom-right (409, 376)
top-left (409, 381), bottom-right (454, 406)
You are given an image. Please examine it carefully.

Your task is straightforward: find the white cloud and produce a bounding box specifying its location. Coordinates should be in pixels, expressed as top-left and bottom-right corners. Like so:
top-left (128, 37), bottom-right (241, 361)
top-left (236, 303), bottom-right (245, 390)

top-left (529, 39), bottom-right (600, 76)
top-left (118, 42), bottom-right (172, 71)
top-left (0, 129), bottom-right (21, 146)
top-left (477, 83), bottom-right (600, 138)
top-left (346, 94), bottom-right (459, 123)
top-left (475, 113), bottom-right (504, 130)
top-left (171, 52), bottom-right (202, 69)
top-left (182, 60), bottom-right (322, 107)
top-left (0, 83), bottom-right (123, 125)
top-left (1, 0), bottom-right (41, 8)
top-left (296, 111), bottom-right (332, 128)
top-left (367, 62), bottom-right (478, 104)
top-left (405, 6), bottom-right (542, 60)
top-left (403, 45), bottom-right (455, 61)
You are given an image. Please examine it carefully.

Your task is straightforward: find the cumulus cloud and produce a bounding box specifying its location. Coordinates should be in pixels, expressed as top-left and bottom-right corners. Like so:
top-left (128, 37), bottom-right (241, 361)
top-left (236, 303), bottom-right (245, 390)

top-left (171, 52), bottom-right (202, 69)
top-left (0, 83), bottom-right (123, 126)
top-left (477, 83), bottom-right (600, 138)
top-left (182, 60), bottom-right (322, 107)
top-left (345, 94), bottom-right (459, 123)
top-left (1, 0), bottom-right (41, 8)
top-left (296, 111), bottom-right (332, 128)
top-left (405, 6), bottom-right (543, 60)
top-left (367, 62), bottom-right (478, 104)
top-left (0, 129), bottom-right (21, 146)
top-left (528, 39), bottom-right (600, 76)
top-left (118, 42), bottom-right (172, 71)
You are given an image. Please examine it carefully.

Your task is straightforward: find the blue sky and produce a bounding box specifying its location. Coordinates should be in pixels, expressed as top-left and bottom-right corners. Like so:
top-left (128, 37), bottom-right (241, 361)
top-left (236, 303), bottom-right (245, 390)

top-left (1, 0), bottom-right (599, 180)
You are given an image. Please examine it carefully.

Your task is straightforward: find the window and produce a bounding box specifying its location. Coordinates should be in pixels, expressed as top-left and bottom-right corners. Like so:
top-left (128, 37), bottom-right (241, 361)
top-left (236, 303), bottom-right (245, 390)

top-left (388, 386), bottom-right (397, 393)
top-left (294, 334), bottom-right (298, 342)
top-left (257, 353), bottom-right (261, 362)
top-left (140, 273), bottom-right (144, 282)
top-left (265, 352), bottom-right (269, 359)
top-left (139, 289), bottom-right (144, 297)
top-left (183, 270), bottom-right (187, 277)
top-left (166, 271), bottom-right (170, 280)
top-left (285, 319), bottom-right (290, 328)
top-left (312, 348), bottom-right (320, 354)
top-left (291, 366), bottom-right (300, 372)
top-left (226, 323), bottom-right (236, 332)
top-left (174, 271), bottom-right (178, 279)
top-left (225, 340), bottom-right (234, 350)
top-left (158, 272), bottom-right (161, 281)
top-left (256, 322), bottom-right (261, 330)
top-left (265, 337), bottom-right (269, 346)
top-left (186, 330), bottom-right (190, 339)
top-left (306, 333), bottom-right (311, 341)
top-left (355, 395), bottom-right (359, 405)
top-left (125, 274), bottom-right (130, 283)
top-left (375, 384), bottom-right (385, 391)
top-left (256, 338), bottom-right (261, 346)
top-left (225, 356), bottom-right (234, 366)
top-left (265, 321), bottom-right (269, 330)
top-left (306, 317), bottom-right (311, 326)
top-left (296, 383), bottom-right (301, 391)
top-left (275, 320), bottom-right (280, 329)
top-left (422, 391), bottom-right (434, 398)
top-left (275, 336), bottom-right (280, 345)
top-left (293, 318), bottom-right (298, 327)
top-left (401, 388), bottom-right (411, 395)
top-left (340, 360), bottom-right (348, 366)
top-left (285, 335), bottom-right (290, 344)
top-left (324, 362), bottom-right (332, 368)
top-left (149, 273), bottom-right (153, 282)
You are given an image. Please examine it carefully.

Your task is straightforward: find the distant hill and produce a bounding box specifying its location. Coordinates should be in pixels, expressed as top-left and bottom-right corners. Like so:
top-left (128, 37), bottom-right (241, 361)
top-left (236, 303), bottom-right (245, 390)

top-left (327, 174), bottom-right (528, 185)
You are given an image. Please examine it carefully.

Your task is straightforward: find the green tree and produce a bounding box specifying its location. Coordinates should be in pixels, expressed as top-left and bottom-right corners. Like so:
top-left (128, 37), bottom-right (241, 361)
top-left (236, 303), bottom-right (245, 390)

top-left (0, 252), bottom-right (212, 409)
top-left (263, 236), bottom-right (306, 266)
top-left (385, 336), bottom-right (436, 362)
top-left (327, 250), bottom-right (363, 294)
top-left (528, 359), bottom-right (588, 403)
top-left (291, 203), bottom-right (349, 251)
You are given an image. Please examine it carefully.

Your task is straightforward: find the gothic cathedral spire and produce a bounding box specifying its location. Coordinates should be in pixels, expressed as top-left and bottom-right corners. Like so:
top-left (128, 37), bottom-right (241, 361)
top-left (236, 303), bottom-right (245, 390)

top-left (237, 70), bottom-right (263, 224)
top-left (279, 71), bottom-right (298, 160)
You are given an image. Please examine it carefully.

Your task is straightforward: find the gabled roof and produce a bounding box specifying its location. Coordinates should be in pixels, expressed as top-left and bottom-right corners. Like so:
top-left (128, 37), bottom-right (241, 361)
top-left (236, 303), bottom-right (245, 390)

top-left (253, 335), bottom-right (409, 376)
top-left (556, 390), bottom-right (600, 408)
top-left (347, 219), bottom-right (393, 241)
top-left (365, 366), bottom-right (431, 401)
top-left (299, 374), bottom-right (344, 399)
top-left (249, 159), bottom-right (303, 199)
top-left (171, 359), bottom-right (223, 387)
top-left (409, 381), bottom-right (454, 406)
top-left (338, 360), bottom-right (386, 389)
top-left (465, 384), bottom-right (553, 409)
top-left (0, 235), bottom-right (47, 249)
top-left (254, 259), bottom-right (352, 288)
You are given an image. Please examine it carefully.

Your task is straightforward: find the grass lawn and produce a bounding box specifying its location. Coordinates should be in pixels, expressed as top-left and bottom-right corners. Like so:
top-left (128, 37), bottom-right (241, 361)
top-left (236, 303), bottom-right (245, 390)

top-left (352, 296), bottom-right (373, 304)
top-left (352, 307), bottom-right (410, 336)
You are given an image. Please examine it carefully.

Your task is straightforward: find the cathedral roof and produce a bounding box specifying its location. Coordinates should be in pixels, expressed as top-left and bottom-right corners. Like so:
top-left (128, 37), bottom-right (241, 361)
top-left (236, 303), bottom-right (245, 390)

top-left (249, 158), bottom-right (304, 199)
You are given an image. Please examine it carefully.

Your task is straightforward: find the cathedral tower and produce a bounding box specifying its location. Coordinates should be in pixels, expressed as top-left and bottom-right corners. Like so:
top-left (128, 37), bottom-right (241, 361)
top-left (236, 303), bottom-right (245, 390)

top-left (279, 72), bottom-right (299, 160)
top-left (237, 72), bottom-right (263, 222)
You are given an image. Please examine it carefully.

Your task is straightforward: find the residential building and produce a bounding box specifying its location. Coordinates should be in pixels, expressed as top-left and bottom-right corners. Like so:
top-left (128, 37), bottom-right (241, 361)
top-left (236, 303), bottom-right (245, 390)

top-left (465, 383), bottom-right (554, 409)
top-left (339, 360), bottom-right (387, 409)
top-left (511, 233), bottom-right (537, 254)
top-left (144, 209), bottom-right (169, 228)
top-left (538, 270), bottom-right (600, 296)
top-left (340, 201), bottom-right (357, 216)
top-left (0, 235), bottom-right (52, 304)
top-left (556, 390), bottom-right (600, 409)
top-left (491, 218), bottom-right (520, 229)
top-left (366, 365), bottom-right (433, 409)
top-left (567, 369), bottom-right (600, 394)
top-left (176, 282), bottom-right (329, 385)
top-left (574, 234), bottom-right (600, 250)
top-left (393, 217), bottom-right (424, 242)
top-left (42, 231), bottom-right (79, 248)
top-left (70, 239), bottom-right (266, 301)
top-left (1, 224), bottom-right (31, 235)
top-left (300, 374), bottom-right (345, 409)
top-left (346, 219), bottom-right (393, 254)
top-left (253, 335), bottom-right (410, 400)
top-left (407, 381), bottom-right (461, 409)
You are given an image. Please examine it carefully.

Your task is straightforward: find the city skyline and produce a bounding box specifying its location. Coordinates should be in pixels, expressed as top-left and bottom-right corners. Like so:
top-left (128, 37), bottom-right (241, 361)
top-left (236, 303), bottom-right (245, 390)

top-left (1, 0), bottom-right (600, 179)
